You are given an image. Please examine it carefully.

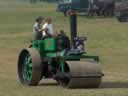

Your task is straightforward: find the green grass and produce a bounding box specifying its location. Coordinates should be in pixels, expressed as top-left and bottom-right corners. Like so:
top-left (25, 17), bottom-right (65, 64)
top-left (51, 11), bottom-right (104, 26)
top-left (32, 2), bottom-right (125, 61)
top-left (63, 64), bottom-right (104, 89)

top-left (0, 0), bottom-right (128, 96)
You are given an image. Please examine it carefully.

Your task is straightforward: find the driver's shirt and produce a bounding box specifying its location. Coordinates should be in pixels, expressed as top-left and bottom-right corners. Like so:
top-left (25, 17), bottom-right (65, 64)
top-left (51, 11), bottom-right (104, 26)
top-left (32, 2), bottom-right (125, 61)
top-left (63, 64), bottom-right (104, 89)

top-left (42, 23), bottom-right (54, 37)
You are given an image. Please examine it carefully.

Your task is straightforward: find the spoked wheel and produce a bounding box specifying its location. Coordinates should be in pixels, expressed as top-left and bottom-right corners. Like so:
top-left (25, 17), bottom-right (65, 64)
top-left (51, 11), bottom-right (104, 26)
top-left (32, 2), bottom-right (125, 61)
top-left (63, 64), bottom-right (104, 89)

top-left (18, 48), bottom-right (42, 86)
top-left (58, 61), bottom-right (103, 88)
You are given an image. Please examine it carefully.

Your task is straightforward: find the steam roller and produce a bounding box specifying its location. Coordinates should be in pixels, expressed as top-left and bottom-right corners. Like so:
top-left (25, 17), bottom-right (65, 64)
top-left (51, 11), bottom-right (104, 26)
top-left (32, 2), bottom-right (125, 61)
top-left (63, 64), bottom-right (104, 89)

top-left (17, 10), bottom-right (103, 88)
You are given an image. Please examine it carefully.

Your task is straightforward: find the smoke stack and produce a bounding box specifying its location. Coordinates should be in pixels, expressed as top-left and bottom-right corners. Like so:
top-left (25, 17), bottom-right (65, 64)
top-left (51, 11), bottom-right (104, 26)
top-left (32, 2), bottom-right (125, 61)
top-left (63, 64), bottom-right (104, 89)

top-left (68, 10), bottom-right (77, 48)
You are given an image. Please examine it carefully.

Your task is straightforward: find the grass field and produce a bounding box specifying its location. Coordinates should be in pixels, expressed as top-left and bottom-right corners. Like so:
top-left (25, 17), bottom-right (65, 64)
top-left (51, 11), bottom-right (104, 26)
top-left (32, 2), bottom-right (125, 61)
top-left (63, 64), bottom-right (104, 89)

top-left (0, 0), bottom-right (128, 96)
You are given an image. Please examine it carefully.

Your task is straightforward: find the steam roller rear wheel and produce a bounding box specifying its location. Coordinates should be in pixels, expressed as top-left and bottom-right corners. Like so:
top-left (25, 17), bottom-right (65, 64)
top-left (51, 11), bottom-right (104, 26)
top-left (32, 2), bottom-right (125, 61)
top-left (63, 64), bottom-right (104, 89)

top-left (59, 61), bottom-right (103, 88)
top-left (18, 48), bottom-right (42, 86)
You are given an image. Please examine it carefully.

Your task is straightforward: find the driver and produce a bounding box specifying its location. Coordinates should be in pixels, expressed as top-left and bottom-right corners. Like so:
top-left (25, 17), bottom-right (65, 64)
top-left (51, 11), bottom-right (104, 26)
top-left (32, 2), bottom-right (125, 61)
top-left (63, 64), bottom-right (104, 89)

top-left (33, 16), bottom-right (44, 40)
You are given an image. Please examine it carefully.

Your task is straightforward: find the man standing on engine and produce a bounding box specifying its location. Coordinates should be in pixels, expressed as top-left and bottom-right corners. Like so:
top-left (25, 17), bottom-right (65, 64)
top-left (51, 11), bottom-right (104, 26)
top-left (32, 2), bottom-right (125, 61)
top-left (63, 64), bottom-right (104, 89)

top-left (33, 16), bottom-right (44, 40)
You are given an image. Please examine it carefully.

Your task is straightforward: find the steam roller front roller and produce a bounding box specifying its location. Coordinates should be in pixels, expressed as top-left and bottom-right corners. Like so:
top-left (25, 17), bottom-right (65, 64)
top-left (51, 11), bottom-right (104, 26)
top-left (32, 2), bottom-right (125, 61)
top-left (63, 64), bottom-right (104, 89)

top-left (18, 48), bottom-right (42, 86)
top-left (58, 61), bottom-right (103, 88)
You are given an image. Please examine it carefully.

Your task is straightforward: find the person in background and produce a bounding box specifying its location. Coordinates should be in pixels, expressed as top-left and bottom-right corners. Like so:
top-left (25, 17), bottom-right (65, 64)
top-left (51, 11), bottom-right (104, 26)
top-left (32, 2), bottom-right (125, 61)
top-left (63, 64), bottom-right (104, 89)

top-left (42, 17), bottom-right (54, 38)
top-left (33, 16), bottom-right (44, 40)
